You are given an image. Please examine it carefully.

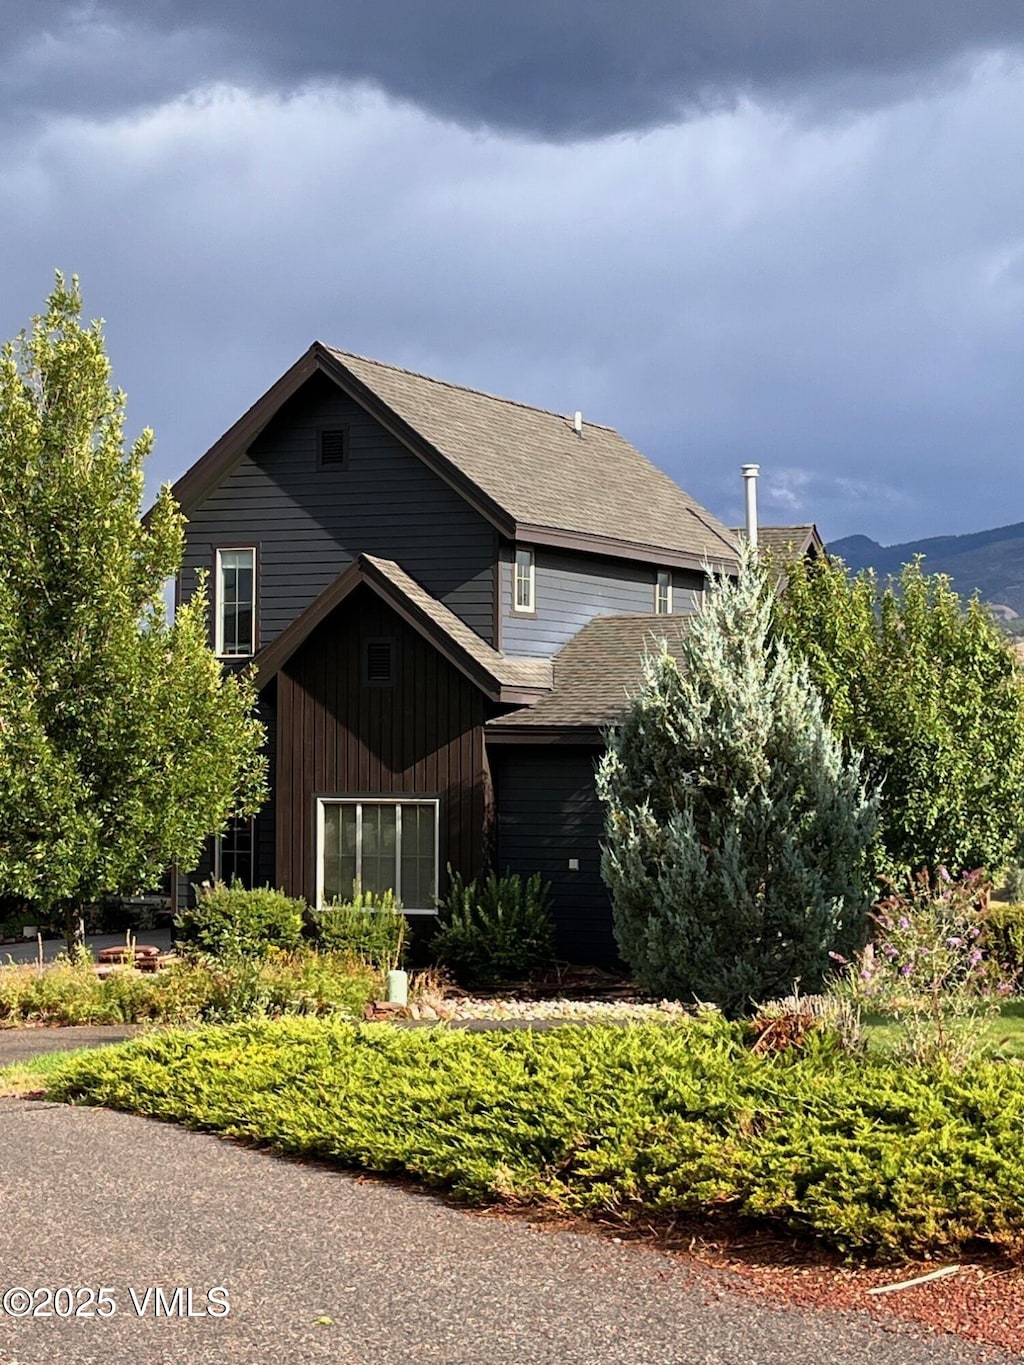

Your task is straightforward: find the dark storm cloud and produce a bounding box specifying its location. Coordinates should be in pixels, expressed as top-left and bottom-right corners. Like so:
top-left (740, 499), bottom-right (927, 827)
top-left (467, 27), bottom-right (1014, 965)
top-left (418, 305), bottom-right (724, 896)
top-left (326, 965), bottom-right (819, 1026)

top-left (4, 1), bottom-right (1024, 136)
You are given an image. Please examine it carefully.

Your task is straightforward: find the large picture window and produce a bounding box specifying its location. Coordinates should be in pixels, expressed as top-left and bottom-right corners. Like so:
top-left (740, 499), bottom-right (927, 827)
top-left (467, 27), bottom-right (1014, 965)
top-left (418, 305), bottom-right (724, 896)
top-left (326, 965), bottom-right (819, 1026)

top-left (215, 547), bottom-right (256, 657)
top-left (317, 799), bottom-right (439, 912)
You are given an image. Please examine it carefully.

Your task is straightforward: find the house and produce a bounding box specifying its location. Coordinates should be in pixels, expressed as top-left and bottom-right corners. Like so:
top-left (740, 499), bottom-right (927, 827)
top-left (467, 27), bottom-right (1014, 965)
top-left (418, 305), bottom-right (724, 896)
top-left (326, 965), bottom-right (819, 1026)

top-left (169, 343), bottom-right (738, 963)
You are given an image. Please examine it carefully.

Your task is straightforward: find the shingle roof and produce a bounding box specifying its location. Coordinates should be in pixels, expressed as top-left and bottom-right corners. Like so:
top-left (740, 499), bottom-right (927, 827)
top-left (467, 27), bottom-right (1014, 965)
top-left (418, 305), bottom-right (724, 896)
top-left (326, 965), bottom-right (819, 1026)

top-left (488, 613), bottom-right (691, 731)
top-left (329, 349), bottom-right (738, 566)
top-left (254, 554), bottom-right (551, 700)
top-left (732, 524), bottom-right (823, 557)
top-left (360, 556), bottom-right (552, 692)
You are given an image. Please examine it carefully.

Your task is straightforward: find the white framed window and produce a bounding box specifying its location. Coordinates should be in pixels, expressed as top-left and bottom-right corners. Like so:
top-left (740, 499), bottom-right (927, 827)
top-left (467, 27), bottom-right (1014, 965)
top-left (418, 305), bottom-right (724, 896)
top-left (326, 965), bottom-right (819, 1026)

top-left (215, 547), bottom-right (256, 657)
top-left (655, 570), bottom-right (672, 615)
top-left (514, 547), bottom-right (535, 613)
top-left (317, 798), bottom-right (439, 913)
top-left (215, 815), bottom-right (255, 889)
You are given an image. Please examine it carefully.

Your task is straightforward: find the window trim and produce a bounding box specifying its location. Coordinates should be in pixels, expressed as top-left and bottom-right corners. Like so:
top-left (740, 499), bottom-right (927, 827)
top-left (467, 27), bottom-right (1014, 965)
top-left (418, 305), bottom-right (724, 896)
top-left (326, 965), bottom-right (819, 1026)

top-left (315, 797), bottom-right (440, 914)
top-left (214, 545), bottom-right (258, 658)
top-left (655, 569), bottom-right (672, 615)
top-left (513, 546), bottom-right (536, 614)
top-left (214, 814), bottom-right (256, 889)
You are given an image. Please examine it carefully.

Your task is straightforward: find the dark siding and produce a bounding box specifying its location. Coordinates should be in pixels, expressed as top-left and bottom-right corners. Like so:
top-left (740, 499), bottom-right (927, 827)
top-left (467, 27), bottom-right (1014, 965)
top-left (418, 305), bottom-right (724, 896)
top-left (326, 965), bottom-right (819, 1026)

top-left (493, 745), bottom-right (618, 966)
top-left (501, 544), bottom-right (704, 657)
top-left (276, 586), bottom-right (489, 905)
top-left (182, 372), bottom-right (496, 645)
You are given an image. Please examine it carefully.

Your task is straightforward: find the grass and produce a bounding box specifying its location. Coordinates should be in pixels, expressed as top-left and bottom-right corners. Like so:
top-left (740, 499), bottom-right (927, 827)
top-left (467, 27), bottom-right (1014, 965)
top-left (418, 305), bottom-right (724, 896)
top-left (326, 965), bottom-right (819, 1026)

top-left (0, 1047), bottom-right (103, 1097)
top-left (862, 1000), bottom-right (1024, 1059)
top-left (40, 1015), bottom-right (1024, 1263)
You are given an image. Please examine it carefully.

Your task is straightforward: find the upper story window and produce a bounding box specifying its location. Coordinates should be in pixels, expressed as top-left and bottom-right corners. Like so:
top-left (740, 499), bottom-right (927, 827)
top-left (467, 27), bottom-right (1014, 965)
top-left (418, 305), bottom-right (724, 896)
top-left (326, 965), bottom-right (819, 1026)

top-left (216, 547), bottom-right (256, 657)
top-left (514, 547), bottom-right (535, 613)
top-left (655, 570), bottom-right (672, 615)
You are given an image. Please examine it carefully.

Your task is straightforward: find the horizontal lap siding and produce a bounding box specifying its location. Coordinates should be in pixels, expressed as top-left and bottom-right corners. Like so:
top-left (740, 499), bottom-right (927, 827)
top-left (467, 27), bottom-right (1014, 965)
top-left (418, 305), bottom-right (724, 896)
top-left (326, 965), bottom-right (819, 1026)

top-left (181, 373), bottom-right (496, 644)
top-left (501, 546), bottom-right (703, 656)
top-left (493, 745), bottom-right (618, 966)
top-left (277, 587), bottom-right (489, 905)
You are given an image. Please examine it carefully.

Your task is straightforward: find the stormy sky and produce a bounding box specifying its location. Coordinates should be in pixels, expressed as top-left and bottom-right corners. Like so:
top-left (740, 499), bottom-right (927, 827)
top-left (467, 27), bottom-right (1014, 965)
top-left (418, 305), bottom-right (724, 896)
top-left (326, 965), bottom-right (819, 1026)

top-left (3, 3), bottom-right (1024, 544)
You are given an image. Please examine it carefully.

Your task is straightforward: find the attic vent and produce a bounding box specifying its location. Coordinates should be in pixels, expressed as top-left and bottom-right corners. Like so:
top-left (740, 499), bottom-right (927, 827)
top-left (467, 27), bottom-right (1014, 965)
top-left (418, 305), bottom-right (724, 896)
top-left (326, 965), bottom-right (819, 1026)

top-left (363, 637), bottom-right (394, 687)
top-left (318, 428), bottom-right (348, 468)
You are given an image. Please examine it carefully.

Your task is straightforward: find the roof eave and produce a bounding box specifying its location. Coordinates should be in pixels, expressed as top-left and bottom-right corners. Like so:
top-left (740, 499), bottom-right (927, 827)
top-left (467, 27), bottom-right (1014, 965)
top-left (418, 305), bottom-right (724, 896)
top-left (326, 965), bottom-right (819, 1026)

top-left (513, 522), bottom-right (739, 573)
top-left (485, 722), bottom-right (606, 745)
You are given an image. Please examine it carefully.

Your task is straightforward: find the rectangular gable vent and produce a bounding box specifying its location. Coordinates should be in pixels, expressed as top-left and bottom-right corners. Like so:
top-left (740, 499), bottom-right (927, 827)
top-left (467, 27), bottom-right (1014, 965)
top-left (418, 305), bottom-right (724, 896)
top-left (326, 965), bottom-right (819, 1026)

top-left (318, 428), bottom-right (348, 467)
top-left (363, 637), bottom-right (394, 686)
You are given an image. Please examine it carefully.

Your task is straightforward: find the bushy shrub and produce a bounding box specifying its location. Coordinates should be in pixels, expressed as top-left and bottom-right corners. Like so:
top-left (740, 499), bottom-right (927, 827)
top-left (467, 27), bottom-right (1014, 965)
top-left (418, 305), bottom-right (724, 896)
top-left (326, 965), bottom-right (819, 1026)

top-left (832, 869), bottom-right (1002, 1066)
top-left (985, 901), bottom-right (1024, 983)
top-left (48, 1016), bottom-right (1024, 1260)
top-left (431, 869), bottom-right (555, 987)
top-left (175, 881), bottom-right (305, 960)
top-left (314, 887), bottom-right (406, 968)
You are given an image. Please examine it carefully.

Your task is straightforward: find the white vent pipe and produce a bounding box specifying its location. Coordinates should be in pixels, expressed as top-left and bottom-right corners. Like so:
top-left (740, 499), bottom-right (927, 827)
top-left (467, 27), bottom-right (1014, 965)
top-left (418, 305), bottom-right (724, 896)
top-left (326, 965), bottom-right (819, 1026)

top-left (741, 463), bottom-right (760, 547)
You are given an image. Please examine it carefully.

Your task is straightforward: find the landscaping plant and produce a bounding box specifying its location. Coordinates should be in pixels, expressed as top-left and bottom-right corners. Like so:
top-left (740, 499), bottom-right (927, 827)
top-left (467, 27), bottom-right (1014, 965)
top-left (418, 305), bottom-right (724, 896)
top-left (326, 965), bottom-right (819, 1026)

top-left (175, 881), bottom-right (305, 960)
top-left (314, 887), bottom-right (406, 970)
top-left (431, 868), bottom-right (555, 987)
top-left (774, 554), bottom-right (1024, 883)
top-left (598, 549), bottom-right (878, 1016)
top-left (833, 869), bottom-right (1005, 1067)
top-left (0, 277), bottom-right (266, 950)
top-left (46, 1016), bottom-right (1024, 1262)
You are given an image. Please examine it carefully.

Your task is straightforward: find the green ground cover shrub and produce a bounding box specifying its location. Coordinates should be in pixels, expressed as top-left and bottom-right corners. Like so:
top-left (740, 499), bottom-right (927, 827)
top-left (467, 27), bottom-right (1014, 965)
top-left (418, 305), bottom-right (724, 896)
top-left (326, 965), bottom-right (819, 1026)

top-left (175, 882), bottom-right (305, 960)
top-left (47, 1016), bottom-right (1024, 1261)
top-left (0, 952), bottom-right (376, 1026)
top-left (432, 869), bottom-right (555, 986)
top-left (314, 888), bottom-right (406, 968)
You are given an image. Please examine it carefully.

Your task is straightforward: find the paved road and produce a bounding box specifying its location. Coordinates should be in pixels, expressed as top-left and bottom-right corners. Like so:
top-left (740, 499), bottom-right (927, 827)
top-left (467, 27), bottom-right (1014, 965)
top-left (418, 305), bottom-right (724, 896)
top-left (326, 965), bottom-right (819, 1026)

top-left (0, 1098), bottom-right (1009, 1365)
top-left (1, 930), bottom-right (174, 966)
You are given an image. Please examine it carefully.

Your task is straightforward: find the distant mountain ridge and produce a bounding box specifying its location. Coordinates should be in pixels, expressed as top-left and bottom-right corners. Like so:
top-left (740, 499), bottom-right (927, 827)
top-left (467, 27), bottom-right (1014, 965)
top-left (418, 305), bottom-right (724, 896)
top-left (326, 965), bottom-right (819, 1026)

top-left (829, 522), bottom-right (1024, 619)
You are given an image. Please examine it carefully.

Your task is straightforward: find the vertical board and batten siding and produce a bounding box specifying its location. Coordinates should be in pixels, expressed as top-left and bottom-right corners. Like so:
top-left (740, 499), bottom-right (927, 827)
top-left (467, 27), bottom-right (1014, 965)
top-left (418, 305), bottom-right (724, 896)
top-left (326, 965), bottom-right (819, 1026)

top-left (181, 372), bottom-right (496, 645)
top-left (493, 745), bottom-right (618, 966)
top-left (276, 586), bottom-right (490, 906)
top-left (500, 545), bottom-right (704, 657)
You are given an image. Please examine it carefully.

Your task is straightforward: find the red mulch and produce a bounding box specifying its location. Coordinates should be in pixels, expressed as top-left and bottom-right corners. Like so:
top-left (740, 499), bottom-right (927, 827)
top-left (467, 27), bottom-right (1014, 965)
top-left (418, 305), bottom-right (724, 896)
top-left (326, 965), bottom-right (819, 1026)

top-left (480, 1210), bottom-right (1024, 1354)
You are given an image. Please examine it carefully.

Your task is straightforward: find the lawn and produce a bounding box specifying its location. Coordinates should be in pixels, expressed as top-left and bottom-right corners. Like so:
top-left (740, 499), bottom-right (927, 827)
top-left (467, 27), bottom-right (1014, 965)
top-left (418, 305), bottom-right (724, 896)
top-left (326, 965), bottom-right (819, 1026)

top-left (863, 1000), bottom-right (1024, 1059)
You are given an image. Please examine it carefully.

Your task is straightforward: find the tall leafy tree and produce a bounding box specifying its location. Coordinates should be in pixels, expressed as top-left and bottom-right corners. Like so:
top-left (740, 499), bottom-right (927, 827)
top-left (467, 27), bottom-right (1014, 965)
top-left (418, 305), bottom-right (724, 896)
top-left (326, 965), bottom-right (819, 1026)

top-left (774, 554), bottom-right (1024, 882)
top-left (0, 277), bottom-right (266, 944)
top-left (597, 551), bottom-right (877, 1016)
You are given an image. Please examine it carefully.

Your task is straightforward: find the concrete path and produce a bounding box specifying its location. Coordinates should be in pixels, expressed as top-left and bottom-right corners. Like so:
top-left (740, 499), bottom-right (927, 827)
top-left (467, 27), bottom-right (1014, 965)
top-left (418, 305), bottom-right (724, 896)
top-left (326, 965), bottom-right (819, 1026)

top-left (0, 1099), bottom-right (1008, 1365)
top-left (0, 1025), bottom-right (143, 1067)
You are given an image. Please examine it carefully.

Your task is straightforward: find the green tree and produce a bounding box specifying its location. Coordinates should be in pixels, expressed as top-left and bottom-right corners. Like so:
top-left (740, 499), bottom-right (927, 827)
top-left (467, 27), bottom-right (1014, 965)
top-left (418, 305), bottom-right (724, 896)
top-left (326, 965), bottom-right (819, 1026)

top-left (774, 554), bottom-right (1024, 882)
top-left (0, 277), bottom-right (266, 946)
top-left (597, 552), bottom-right (877, 1016)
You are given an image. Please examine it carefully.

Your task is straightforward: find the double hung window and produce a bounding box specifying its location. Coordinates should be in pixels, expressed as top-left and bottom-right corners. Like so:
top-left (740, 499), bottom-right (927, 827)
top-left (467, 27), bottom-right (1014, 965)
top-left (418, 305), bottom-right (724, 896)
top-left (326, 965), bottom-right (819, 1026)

top-left (216, 547), bottom-right (256, 656)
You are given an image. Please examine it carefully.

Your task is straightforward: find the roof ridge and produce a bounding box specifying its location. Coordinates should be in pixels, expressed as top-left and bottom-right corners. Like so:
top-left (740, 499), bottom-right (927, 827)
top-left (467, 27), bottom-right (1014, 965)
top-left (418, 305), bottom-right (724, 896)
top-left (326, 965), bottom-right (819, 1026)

top-left (327, 346), bottom-right (617, 431)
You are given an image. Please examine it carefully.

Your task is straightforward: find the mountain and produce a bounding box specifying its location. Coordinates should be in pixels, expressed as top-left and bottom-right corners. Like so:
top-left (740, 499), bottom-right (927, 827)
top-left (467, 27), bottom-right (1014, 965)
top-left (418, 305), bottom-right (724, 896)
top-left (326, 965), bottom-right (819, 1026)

top-left (829, 522), bottom-right (1024, 619)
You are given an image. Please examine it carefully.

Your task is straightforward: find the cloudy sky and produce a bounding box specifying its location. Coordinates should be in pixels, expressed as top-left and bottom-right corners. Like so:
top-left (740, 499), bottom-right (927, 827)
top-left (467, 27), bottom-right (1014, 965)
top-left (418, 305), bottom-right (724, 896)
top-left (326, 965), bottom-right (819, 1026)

top-left (3, 3), bottom-right (1024, 545)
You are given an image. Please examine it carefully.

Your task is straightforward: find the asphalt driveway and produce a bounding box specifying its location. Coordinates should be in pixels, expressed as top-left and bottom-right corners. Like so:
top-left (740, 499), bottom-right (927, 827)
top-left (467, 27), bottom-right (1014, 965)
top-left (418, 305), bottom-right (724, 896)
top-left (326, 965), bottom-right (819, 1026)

top-left (0, 1094), bottom-right (1009, 1365)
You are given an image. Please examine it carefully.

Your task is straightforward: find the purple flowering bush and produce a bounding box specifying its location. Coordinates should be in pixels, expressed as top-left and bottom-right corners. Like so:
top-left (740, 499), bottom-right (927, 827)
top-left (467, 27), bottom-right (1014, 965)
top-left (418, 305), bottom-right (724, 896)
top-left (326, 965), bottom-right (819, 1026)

top-left (832, 869), bottom-right (1012, 1066)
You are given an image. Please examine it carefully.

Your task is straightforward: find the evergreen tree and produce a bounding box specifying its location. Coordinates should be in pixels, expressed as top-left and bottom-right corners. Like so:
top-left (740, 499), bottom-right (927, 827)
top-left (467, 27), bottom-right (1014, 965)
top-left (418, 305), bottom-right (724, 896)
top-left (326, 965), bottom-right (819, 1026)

top-left (597, 551), bottom-right (877, 1016)
top-left (0, 277), bottom-right (266, 945)
top-left (774, 554), bottom-right (1024, 882)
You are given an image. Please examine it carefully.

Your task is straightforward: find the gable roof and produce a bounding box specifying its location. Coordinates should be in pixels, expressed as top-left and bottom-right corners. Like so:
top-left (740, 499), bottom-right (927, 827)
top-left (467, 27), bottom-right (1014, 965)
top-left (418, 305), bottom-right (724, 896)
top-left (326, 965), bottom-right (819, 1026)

top-left (167, 343), bottom-right (738, 572)
top-left (732, 524), bottom-right (824, 559)
top-left (487, 613), bottom-right (691, 737)
top-left (253, 554), bottom-right (552, 704)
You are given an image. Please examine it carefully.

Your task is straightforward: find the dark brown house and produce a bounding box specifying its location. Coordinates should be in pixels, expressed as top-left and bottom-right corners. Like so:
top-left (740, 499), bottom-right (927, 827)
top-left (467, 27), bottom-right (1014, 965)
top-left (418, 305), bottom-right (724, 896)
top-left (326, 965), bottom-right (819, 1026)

top-left (170, 343), bottom-right (739, 962)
